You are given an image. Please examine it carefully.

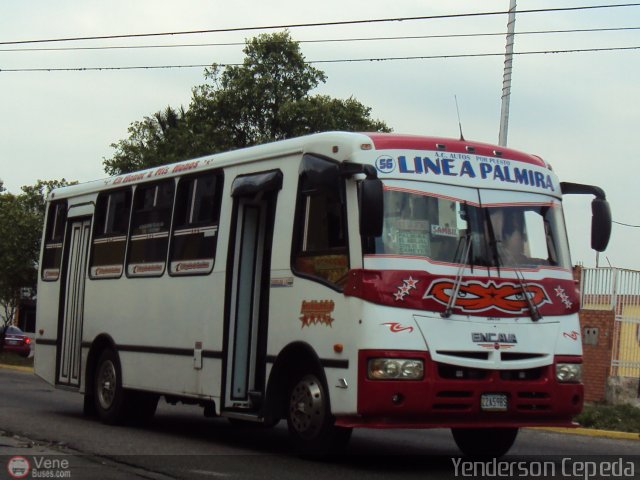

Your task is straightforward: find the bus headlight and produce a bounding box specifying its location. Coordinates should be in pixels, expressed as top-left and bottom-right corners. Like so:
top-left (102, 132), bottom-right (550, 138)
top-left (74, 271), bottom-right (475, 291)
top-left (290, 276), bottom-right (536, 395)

top-left (368, 358), bottom-right (424, 380)
top-left (556, 363), bottom-right (582, 383)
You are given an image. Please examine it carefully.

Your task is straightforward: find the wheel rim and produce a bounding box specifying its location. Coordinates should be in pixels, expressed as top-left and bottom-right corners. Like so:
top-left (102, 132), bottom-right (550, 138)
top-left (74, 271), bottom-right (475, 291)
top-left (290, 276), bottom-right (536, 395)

top-left (97, 359), bottom-right (117, 410)
top-left (289, 375), bottom-right (325, 439)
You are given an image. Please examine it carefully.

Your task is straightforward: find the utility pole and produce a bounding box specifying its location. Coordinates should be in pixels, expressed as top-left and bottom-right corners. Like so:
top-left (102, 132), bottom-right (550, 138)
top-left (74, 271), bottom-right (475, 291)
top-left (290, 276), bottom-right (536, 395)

top-left (498, 0), bottom-right (517, 147)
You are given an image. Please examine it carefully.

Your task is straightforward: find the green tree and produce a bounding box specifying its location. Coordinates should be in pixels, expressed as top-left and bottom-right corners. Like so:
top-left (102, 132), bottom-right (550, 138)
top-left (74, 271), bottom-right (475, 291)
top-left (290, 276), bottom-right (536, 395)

top-left (105, 106), bottom-right (190, 176)
top-left (104, 31), bottom-right (390, 175)
top-left (0, 193), bottom-right (40, 327)
top-left (0, 180), bottom-right (74, 327)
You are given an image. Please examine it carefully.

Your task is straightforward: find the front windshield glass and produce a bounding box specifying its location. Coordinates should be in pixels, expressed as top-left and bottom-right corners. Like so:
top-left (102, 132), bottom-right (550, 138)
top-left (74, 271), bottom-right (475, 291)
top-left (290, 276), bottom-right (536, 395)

top-left (374, 187), bottom-right (484, 264)
top-left (485, 203), bottom-right (570, 269)
top-left (371, 186), bottom-right (571, 269)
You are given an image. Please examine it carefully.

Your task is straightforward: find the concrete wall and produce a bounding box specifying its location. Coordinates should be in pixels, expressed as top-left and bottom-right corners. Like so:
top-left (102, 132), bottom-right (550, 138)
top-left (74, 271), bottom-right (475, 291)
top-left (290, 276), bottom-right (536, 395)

top-left (606, 376), bottom-right (640, 407)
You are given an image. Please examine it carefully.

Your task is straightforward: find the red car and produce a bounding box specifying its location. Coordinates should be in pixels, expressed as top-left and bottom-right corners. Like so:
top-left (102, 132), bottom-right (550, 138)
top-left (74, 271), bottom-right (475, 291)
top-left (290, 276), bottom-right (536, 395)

top-left (1, 326), bottom-right (32, 357)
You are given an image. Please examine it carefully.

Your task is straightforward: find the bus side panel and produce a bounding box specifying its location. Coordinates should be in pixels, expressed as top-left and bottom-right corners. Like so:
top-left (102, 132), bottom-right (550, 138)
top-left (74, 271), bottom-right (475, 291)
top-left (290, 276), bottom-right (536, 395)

top-left (80, 156), bottom-right (298, 403)
top-left (265, 176), bottom-right (363, 416)
top-left (82, 247), bottom-right (228, 400)
top-left (34, 278), bottom-right (61, 385)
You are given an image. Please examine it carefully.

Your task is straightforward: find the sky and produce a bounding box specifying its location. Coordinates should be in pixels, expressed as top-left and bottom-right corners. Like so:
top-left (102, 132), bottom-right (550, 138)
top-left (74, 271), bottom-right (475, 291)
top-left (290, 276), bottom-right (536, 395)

top-left (1, 0), bottom-right (639, 270)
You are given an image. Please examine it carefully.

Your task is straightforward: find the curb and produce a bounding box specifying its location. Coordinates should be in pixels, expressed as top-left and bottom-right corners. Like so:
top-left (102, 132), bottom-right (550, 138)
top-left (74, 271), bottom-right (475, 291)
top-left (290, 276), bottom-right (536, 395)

top-left (0, 363), bottom-right (34, 373)
top-left (530, 427), bottom-right (640, 441)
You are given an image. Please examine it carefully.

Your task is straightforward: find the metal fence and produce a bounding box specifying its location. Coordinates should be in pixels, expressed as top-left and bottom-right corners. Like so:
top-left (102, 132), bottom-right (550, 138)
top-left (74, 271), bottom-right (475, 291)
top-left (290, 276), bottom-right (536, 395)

top-left (581, 267), bottom-right (640, 377)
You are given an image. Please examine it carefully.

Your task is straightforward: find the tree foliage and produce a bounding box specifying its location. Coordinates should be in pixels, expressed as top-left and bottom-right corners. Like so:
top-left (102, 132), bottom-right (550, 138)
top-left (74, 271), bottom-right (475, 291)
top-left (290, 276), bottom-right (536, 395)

top-left (0, 180), bottom-right (74, 326)
top-left (104, 31), bottom-right (390, 175)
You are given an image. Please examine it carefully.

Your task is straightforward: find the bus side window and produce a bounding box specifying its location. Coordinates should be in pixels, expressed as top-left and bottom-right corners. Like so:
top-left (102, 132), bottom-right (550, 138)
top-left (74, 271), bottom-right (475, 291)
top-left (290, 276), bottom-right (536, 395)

top-left (169, 172), bottom-right (223, 276)
top-left (41, 200), bottom-right (67, 281)
top-left (90, 189), bottom-right (132, 279)
top-left (292, 156), bottom-right (349, 289)
top-left (127, 180), bottom-right (175, 277)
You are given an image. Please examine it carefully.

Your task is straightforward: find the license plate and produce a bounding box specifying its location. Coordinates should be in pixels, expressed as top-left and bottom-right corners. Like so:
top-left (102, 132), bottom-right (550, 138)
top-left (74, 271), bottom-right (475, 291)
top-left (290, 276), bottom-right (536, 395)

top-left (6, 340), bottom-right (19, 346)
top-left (481, 393), bottom-right (508, 411)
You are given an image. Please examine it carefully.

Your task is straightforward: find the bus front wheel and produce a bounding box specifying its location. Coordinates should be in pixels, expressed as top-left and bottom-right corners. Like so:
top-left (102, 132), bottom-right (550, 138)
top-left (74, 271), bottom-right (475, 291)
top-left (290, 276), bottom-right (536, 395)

top-left (451, 427), bottom-right (518, 458)
top-left (286, 372), bottom-right (352, 456)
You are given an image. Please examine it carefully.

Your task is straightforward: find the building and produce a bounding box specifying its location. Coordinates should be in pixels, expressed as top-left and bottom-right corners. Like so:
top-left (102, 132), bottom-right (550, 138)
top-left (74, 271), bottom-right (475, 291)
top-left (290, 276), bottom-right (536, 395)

top-left (578, 266), bottom-right (640, 405)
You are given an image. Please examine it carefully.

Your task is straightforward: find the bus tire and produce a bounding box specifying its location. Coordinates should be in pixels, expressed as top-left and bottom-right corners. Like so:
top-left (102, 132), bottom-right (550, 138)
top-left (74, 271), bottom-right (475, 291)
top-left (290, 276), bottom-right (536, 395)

top-left (83, 393), bottom-right (97, 417)
top-left (286, 372), bottom-right (352, 456)
top-left (451, 427), bottom-right (518, 458)
top-left (93, 348), bottom-right (128, 425)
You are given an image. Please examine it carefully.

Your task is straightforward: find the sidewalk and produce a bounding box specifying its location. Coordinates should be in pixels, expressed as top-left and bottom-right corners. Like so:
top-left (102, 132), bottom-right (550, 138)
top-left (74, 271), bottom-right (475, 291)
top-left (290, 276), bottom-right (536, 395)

top-left (0, 363), bottom-right (33, 374)
top-left (0, 432), bottom-right (165, 479)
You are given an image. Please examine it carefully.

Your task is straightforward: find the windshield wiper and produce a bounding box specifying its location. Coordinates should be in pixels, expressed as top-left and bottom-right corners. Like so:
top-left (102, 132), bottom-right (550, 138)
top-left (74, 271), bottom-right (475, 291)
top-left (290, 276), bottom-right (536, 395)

top-left (496, 242), bottom-right (542, 321)
top-left (441, 234), bottom-right (472, 318)
top-left (442, 202), bottom-right (473, 319)
top-left (485, 211), bottom-right (542, 322)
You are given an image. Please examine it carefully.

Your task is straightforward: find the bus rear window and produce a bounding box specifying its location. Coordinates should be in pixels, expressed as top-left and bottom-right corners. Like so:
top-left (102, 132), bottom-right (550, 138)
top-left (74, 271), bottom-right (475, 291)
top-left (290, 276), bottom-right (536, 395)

top-left (169, 172), bottom-right (222, 276)
top-left (90, 189), bottom-right (132, 279)
top-left (42, 200), bottom-right (67, 281)
top-left (127, 180), bottom-right (175, 277)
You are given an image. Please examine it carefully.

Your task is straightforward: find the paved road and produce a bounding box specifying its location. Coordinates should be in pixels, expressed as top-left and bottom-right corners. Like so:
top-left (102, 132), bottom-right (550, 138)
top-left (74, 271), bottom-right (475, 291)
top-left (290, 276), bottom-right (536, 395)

top-left (0, 368), bottom-right (637, 479)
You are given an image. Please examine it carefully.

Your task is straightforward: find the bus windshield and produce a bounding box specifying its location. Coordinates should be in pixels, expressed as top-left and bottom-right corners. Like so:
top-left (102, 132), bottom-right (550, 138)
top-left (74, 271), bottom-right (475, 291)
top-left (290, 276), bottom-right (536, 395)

top-left (372, 186), bottom-right (571, 269)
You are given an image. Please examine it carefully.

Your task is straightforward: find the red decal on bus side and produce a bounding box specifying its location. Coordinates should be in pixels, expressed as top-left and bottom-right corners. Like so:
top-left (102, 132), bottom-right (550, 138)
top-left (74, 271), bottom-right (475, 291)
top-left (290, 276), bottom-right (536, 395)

top-left (299, 300), bottom-right (335, 328)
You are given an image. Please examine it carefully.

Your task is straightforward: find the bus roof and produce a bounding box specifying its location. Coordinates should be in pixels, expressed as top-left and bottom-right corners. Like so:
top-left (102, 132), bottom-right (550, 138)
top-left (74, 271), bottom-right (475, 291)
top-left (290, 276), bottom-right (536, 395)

top-left (365, 133), bottom-right (547, 167)
top-left (48, 131), bottom-right (548, 201)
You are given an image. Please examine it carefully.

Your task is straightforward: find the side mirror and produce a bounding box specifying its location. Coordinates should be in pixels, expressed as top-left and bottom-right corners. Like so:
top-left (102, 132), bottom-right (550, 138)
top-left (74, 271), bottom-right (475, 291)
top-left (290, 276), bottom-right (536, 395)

top-left (560, 181), bottom-right (612, 253)
top-left (360, 178), bottom-right (383, 237)
top-left (591, 198), bottom-right (611, 252)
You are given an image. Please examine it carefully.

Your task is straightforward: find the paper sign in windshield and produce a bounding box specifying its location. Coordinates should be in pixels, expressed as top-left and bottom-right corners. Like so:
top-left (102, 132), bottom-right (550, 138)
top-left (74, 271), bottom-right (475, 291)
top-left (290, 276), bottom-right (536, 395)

top-left (431, 224), bottom-right (459, 238)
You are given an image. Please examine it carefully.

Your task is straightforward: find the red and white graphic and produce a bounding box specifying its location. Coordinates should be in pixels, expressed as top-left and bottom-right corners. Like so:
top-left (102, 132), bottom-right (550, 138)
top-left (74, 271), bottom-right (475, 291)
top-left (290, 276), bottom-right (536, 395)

top-left (299, 300), bottom-right (335, 328)
top-left (91, 265), bottom-right (123, 278)
top-left (424, 279), bottom-right (551, 314)
top-left (128, 262), bottom-right (165, 277)
top-left (381, 322), bottom-right (414, 333)
top-left (6, 456), bottom-right (30, 479)
top-left (555, 285), bottom-right (573, 309)
top-left (563, 330), bottom-right (580, 341)
top-left (170, 259), bottom-right (214, 275)
top-left (393, 276), bottom-right (420, 302)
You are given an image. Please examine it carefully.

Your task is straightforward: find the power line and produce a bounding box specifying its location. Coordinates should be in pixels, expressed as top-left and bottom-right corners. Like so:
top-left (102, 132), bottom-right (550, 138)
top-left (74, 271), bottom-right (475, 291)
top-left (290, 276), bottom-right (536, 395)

top-left (1, 3), bottom-right (639, 46)
top-left (613, 220), bottom-right (640, 228)
top-left (1, 26), bottom-right (638, 53)
top-left (1, 45), bottom-right (637, 73)
top-left (311, 46), bottom-right (640, 64)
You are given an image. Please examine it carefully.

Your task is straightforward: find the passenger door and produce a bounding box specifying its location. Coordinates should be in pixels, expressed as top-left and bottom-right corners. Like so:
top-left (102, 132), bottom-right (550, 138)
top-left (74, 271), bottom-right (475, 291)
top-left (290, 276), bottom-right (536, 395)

top-left (223, 170), bottom-right (282, 414)
top-left (57, 216), bottom-right (92, 387)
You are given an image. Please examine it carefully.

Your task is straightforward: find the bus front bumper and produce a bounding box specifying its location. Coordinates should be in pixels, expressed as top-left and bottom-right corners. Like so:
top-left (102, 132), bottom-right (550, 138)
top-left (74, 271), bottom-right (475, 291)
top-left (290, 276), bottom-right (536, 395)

top-left (335, 350), bottom-right (583, 429)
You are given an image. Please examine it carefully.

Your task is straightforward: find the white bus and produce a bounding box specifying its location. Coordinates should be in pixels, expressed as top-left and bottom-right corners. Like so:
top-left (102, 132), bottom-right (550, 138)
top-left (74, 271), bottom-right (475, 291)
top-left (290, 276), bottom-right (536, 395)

top-left (35, 132), bottom-right (611, 457)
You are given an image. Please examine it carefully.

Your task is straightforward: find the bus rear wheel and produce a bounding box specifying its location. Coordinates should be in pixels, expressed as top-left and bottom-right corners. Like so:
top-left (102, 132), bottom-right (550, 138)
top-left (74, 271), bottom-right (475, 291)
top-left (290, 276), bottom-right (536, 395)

top-left (451, 427), bottom-right (518, 458)
top-left (94, 348), bottom-right (128, 425)
top-left (286, 372), bottom-right (352, 456)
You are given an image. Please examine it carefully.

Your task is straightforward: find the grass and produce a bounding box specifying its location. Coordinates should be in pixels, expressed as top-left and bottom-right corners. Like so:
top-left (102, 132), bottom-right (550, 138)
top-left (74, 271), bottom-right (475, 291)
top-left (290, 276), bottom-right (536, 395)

top-left (0, 351), bottom-right (34, 368)
top-left (575, 403), bottom-right (640, 433)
